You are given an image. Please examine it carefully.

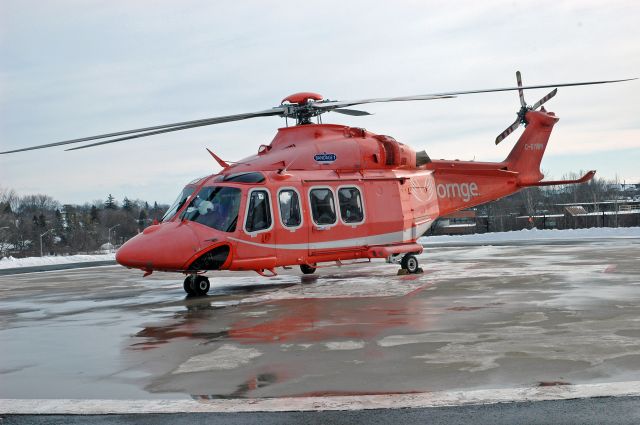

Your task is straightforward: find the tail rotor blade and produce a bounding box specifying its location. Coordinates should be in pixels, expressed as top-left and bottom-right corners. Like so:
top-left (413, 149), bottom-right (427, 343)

top-left (532, 88), bottom-right (558, 110)
top-left (495, 118), bottom-right (521, 145)
top-left (516, 71), bottom-right (526, 107)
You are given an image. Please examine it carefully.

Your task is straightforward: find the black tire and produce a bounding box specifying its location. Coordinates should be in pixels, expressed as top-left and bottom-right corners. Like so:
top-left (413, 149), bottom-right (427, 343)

top-left (300, 264), bottom-right (317, 274)
top-left (194, 276), bottom-right (210, 296)
top-left (401, 254), bottom-right (419, 274)
top-left (183, 276), bottom-right (196, 295)
top-left (184, 275), bottom-right (210, 296)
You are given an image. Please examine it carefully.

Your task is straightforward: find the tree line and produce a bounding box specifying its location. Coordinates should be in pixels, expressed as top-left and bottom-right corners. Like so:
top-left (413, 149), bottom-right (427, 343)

top-left (0, 187), bottom-right (168, 258)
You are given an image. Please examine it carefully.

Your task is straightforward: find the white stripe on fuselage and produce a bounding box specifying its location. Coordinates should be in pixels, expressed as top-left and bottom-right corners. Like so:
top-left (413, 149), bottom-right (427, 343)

top-left (228, 221), bottom-right (433, 250)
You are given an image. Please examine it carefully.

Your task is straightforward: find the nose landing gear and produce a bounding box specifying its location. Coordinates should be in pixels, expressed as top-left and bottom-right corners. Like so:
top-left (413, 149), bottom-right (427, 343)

top-left (183, 275), bottom-right (210, 296)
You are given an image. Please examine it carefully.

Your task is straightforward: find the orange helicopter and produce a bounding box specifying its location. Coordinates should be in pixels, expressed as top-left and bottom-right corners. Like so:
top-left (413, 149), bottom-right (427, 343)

top-left (2, 72), bottom-right (634, 295)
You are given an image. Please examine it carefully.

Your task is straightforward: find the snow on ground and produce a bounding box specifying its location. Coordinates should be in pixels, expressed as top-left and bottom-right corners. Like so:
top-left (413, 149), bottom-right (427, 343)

top-left (0, 253), bottom-right (115, 269)
top-left (421, 227), bottom-right (640, 245)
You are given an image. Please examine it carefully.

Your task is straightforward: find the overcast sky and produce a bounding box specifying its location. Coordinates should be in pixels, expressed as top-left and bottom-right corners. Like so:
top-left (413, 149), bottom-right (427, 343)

top-left (1, 0), bottom-right (638, 205)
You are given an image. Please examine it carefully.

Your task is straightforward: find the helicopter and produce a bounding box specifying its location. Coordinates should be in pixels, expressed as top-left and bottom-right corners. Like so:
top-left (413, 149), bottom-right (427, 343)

top-left (2, 72), bottom-right (634, 296)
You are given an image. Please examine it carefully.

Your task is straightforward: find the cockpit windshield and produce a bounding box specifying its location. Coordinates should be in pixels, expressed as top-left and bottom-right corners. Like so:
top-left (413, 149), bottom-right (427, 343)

top-left (180, 186), bottom-right (241, 232)
top-left (162, 186), bottom-right (195, 222)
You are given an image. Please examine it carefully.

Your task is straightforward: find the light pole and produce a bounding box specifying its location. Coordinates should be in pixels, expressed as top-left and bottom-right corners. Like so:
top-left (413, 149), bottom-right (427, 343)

top-left (108, 224), bottom-right (120, 251)
top-left (40, 228), bottom-right (53, 257)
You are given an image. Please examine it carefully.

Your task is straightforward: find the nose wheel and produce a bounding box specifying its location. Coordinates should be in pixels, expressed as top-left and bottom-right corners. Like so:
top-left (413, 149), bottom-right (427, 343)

top-left (184, 275), bottom-right (210, 296)
top-left (399, 254), bottom-right (423, 275)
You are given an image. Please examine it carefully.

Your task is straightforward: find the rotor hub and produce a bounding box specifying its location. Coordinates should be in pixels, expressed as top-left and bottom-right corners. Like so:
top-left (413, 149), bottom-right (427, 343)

top-left (281, 92), bottom-right (323, 105)
top-left (281, 92), bottom-right (325, 125)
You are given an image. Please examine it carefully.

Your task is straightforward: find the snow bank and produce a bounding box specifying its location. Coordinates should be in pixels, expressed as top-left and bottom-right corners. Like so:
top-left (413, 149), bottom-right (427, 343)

top-left (420, 227), bottom-right (640, 245)
top-left (0, 253), bottom-right (116, 270)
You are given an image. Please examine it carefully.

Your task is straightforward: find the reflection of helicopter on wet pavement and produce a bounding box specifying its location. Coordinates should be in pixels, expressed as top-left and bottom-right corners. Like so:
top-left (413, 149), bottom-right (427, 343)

top-left (3, 72), bottom-right (634, 295)
top-left (133, 275), bottom-right (432, 349)
top-left (130, 273), bottom-right (435, 398)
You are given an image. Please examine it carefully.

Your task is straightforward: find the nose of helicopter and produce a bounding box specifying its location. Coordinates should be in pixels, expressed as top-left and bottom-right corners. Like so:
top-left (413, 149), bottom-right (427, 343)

top-left (116, 222), bottom-right (204, 271)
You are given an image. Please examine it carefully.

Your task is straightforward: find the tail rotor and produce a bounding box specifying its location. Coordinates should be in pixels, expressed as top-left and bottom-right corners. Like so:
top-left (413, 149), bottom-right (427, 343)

top-left (495, 71), bottom-right (558, 145)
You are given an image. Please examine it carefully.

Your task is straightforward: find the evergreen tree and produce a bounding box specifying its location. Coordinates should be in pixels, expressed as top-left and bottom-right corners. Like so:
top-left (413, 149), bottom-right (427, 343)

top-left (122, 197), bottom-right (132, 211)
top-left (37, 214), bottom-right (46, 228)
top-left (90, 205), bottom-right (99, 223)
top-left (138, 209), bottom-right (147, 228)
top-left (152, 201), bottom-right (160, 220)
top-left (105, 194), bottom-right (117, 209)
top-left (54, 209), bottom-right (66, 245)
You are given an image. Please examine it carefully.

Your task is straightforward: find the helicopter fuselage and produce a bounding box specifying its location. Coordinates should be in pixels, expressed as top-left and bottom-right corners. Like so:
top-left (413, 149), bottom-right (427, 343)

top-left (116, 110), bottom-right (567, 276)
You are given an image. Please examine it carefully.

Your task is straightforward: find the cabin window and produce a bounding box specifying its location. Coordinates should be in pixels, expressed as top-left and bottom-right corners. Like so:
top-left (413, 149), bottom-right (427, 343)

top-left (338, 187), bottom-right (364, 224)
top-left (245, 189), bottom-right (272, 233)
top-left (309, 188), bottom-right (337, 225)
top-left (278, 189), bottom-right (302, 228)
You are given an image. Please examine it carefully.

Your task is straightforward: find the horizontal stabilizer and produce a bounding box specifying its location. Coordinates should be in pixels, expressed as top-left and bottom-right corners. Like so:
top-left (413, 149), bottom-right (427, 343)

top-left (519, 170), bottom-right (596, 187)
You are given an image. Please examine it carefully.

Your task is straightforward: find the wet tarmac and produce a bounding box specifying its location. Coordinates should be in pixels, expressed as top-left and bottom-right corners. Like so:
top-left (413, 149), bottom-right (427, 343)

top-left (1, 239), bottom-right (640, 400)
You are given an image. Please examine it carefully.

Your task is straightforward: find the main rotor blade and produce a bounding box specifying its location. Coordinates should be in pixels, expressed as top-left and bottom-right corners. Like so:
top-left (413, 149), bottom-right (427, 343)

top-left (314, 94), bottom-right (455, 110)
top-left (495, 118), bottom-right (521, 145)
top-left (1, 108), bottom-right (285, 154)
top-left (516, 71), bottom-right (526, 107)
top-left (314, 78), bottom-right (636, 111)
top-left (65, 108), bottom-right (285, 151)
top-left (332, 108), bottom-right (372, 116)
top-left (531, 88), bottom-right (558, 110)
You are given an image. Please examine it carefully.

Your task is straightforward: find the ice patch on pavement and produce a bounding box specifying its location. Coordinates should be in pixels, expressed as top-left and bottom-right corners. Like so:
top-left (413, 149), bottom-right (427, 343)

top-left (517, 312), bottom-right (548, 324)
top-left (377, 332), bottom-right (479, 347)
top-left (324, 340), bottom-right (366, 350)
top-left (242, 274), bottom-right (430, 303)
top-left (420, 226), bottom-right (640, 245)
top-left (173, 345), bottom-right (262, 374)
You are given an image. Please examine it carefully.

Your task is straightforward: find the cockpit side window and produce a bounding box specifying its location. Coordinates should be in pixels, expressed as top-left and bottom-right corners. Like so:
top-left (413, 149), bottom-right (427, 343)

top-left (180, 186), bottom-right (241, 232)
top-left (245, 189), bottom-right (272, 233)
top-left (162, 186), bottom-right (195, 222)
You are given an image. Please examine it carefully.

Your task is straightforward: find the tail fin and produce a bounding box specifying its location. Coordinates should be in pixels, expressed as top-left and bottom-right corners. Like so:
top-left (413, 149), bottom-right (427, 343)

top-left (503, 110), bottom-right (559, 185)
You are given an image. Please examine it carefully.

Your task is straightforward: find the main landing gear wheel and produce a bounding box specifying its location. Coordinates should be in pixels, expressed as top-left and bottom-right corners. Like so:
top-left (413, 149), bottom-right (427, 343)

top-left (400, 254), bottom-right (422, 274)
top-left (300, 264), bottom-right (317, 274)
top-left (183, 275), bottom-right (210, 296)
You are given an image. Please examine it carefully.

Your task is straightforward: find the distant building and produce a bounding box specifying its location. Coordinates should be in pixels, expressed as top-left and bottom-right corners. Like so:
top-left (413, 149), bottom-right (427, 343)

top-left (431, 210), bottom-right (477, 235)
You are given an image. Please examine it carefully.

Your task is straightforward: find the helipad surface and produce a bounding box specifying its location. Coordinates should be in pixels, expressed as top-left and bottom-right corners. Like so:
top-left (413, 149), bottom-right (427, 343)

top-left (1, 239), bottom-right (639, 401)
